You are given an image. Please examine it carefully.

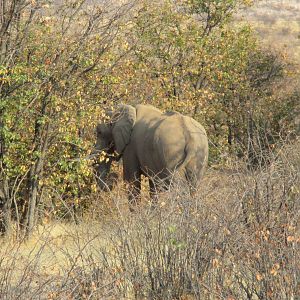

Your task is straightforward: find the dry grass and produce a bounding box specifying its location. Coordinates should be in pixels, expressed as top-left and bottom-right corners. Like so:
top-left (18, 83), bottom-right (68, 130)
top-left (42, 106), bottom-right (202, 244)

top-left (239, 0), bottom-right (300, 63)
top-left (0, 139), bottom-right (299, 299)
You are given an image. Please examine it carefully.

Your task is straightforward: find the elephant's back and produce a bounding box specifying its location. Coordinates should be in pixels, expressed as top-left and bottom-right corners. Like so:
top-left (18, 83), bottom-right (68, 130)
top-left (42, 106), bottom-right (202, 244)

top-left (185, 116), bottom-right (207, 137)
top-left (155, 114), bottom-right (208, 172)
top-left (137, 112), bottom-right (208, 178)
top-left (145, 114), bottom-right (189, 174)
top-left (157, 113), bottom-right (207, 145)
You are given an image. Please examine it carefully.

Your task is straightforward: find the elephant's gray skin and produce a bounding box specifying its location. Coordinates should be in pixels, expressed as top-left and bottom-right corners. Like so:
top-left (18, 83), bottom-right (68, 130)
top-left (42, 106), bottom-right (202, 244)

top-left (93, 104), bottom-right (208, 209)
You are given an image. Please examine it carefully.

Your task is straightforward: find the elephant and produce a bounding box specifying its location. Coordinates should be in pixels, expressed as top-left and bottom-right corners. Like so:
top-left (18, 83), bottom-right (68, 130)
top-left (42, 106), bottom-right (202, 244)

top-left (92, 104), bottom-right (208, 209)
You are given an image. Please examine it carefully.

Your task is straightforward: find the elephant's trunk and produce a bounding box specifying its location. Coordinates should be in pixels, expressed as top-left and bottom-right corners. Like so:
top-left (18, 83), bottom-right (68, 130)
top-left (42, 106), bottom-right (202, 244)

top-left (94, 159), bottom-right (112, 191)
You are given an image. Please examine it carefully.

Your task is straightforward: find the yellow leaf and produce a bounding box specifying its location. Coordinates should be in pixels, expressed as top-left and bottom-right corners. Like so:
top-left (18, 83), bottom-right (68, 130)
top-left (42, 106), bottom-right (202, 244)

top-left (287, 236), bottom-right (295, 242)
top-left (256, 273), bottom-right (263, 281)
top-left (212, 258), bottom-right (219, 268)
top-left (270, 264), bottom-right (280, 276)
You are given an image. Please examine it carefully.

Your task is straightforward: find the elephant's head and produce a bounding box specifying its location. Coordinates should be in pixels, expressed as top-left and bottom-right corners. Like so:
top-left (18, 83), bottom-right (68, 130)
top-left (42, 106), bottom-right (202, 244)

top-left (92, 104), bottom-right (136, 190)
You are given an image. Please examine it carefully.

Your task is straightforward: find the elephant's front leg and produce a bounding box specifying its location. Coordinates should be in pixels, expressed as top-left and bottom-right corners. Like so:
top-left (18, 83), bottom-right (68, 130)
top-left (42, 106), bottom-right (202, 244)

top-left (127, 176), bottom-right (141, 211)
top-left (123, 149), bottom-right (142, 211)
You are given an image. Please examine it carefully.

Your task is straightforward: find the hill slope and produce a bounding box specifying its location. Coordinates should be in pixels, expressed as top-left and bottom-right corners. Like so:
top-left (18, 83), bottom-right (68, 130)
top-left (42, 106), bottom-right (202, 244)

top-left (241, 0), bottom-right (300, 63)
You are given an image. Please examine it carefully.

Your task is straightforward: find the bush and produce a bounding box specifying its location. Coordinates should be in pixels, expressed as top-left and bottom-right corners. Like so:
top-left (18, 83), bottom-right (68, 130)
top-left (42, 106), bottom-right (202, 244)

top-left (0, 0), bottom-right (299, 238)
top-left (0, 139), bottom-right (299, 299)
top-left (99, 139), bottom-right (300, 299)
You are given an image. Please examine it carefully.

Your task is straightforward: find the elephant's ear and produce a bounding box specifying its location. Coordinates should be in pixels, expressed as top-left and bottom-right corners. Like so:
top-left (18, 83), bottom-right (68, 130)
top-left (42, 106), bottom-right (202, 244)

top-left (112, 105), bottom-right (136, 155)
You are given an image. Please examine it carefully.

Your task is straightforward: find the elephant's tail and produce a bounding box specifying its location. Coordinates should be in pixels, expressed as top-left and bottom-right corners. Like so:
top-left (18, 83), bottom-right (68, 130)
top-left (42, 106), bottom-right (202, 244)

top-left (174, 116), bottom-right (208, 185)
top-left (180, 142), bottom-right (197, 170)
top-left (178, 131), bottom-right (208, 186)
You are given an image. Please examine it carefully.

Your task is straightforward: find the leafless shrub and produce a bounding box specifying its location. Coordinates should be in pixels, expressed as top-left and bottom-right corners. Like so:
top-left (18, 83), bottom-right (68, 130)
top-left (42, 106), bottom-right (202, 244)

top-left (0, 222), bottom-right (120, 299)
top-left (0, 139), bottom-right (299, 299)
top-left (99, 139), bottom-right (300, 299)
top-left (0, 232), bottom-right (58, 299)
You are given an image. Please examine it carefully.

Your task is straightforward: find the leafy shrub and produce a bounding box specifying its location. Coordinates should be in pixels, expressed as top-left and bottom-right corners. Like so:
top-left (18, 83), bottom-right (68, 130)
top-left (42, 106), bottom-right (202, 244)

top-left (0, 0), bottom-right (299, 236)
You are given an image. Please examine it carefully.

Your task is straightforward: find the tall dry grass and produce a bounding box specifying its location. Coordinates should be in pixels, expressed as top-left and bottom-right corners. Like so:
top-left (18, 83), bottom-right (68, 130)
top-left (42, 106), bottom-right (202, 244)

top-left (0, 139), bottom-right (299, 299)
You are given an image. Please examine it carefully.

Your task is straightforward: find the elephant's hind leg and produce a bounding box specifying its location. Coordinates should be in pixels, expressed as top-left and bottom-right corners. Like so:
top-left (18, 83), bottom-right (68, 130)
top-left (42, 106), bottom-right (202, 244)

top-left (184, 167), bottom-right (200, 197)
top-left (149, 175), bottom-right (172, 209)
top-left (149, 178), bottom-right (158, 202)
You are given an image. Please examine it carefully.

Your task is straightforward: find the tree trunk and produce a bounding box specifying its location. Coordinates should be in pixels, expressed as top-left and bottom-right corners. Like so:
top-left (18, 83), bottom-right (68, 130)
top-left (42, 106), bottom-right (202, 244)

top-left (247, 112), bottom-right (257, 169)
top-left (24, 129), bottom-right (49, 237)
top-left (24, 166), bottom-right (39, 236)
top-left (0, 107), bottom-right (12, 235)
top-left (0, 179), bottom-right (12, 235)
top-left (22, 97), bottom-right (50, 237)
